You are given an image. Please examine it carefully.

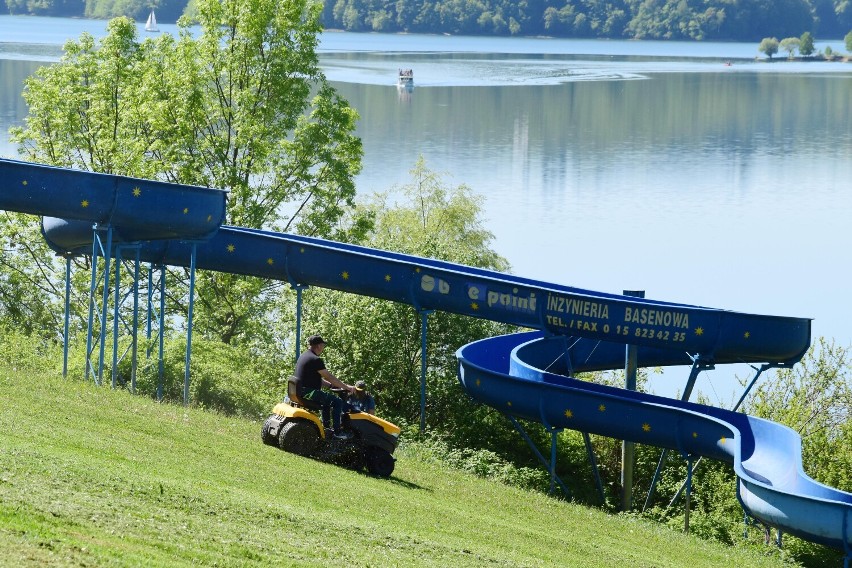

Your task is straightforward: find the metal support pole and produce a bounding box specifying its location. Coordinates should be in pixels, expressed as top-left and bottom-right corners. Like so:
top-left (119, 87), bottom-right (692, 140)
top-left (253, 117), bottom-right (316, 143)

top-left (644, 357), bottom-right (709, 511)
top-left (733, 363), bottom-right (771, 411)
top-left (63, 255), bottom-right (72, 378)
top-left (419, 309), bottom-right (433, 434)
top-left (583, 432), bottom-right (606, 504)
top-left (550, 428), bottom-right (560, 495)
top-left (684, 454), bottom-right (693, 533)
top-left (183, 243), bottom-right (197, 406)
top-left (111, 247), bottom-right (122, 389)
top-left (96, 226), bottom-right (113, 386)
top-left (293, 284), bottom-right (308, 365)
top-left (622, 289), bottom-right (644, 512)
top-left (131, 248), bottom-right (140, 394)
top-left (157, 264), bottom-right (166, 401)
top-left (85, 229), bottom-right (100, 382)
top-left (506, 415), bottom-right (571, 497)
top-left (146, 263), bottom-right (153, 358)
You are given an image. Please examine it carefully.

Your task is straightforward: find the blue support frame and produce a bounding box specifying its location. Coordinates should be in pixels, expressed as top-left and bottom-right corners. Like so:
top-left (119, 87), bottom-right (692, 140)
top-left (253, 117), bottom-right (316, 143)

top-left (85, 225), bottom-right (113, 385)
top-left (419, 309), bottom-right (433, 434)
top-left (643, 355), bottom-right (713, 511)
top-left (583, 432), bottom-right (606, 504)
top-left (291, 283), bottom-right (308, 365)
top-left (63, 255), bottom-right (72, 378)
top-left (183, 243), bottom-right (198, 406)
top-left (108, 244), bottom-right (142, 391)
top-left (506, 414), bottom-right (571, 498)
top-left (145, 263), bottom-right (167, 400)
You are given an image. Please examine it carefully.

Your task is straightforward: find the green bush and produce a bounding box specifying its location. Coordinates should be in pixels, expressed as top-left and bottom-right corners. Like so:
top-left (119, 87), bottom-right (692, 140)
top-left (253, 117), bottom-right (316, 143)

top-left (401, 436), bottom-right (551, 492)
top-left (116, 336), bottom-right (285, 418)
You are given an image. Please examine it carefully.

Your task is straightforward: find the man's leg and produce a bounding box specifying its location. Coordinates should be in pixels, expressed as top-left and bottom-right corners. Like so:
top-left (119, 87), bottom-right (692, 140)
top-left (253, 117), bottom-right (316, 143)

top-left (321, 400), bottom-right (331, 429)
top-left (304, 389), bottom-right (332, 429)
top-left (329, 395), bottom-right (343, 431)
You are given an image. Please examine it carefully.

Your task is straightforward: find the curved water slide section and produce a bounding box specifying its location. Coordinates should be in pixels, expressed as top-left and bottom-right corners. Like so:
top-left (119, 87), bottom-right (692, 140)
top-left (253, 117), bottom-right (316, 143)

top-left (457, 332), bottom-right (852, 551)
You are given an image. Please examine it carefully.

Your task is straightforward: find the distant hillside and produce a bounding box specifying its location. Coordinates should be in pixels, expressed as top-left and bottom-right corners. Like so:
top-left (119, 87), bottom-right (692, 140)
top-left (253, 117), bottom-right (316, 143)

top-left (6, 0), bottom-right (851, 42)
top-left (0, 342), bottom-right (792, 567)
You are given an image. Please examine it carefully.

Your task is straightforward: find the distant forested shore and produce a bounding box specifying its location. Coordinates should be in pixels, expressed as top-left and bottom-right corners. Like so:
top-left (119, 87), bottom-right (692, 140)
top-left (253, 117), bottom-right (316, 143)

top-left (5, 0), bottom-right (852, 42)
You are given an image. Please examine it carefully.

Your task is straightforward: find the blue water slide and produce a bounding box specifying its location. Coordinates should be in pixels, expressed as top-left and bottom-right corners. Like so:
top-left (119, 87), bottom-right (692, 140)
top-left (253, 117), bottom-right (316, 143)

top-left (3, 158), bottom-right (850, 553)
top-left (457, 332), bottom-right (852, 551)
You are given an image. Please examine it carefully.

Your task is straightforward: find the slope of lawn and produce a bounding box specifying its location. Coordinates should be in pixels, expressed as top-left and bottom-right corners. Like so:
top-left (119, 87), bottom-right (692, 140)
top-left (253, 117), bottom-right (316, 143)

top-left (0, 352), bottom-right (793, 567)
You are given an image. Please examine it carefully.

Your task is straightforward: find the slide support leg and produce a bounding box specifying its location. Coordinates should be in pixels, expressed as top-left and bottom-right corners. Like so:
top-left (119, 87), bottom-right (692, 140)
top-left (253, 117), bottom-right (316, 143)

top-left (644, 356), bottom-right (711, 511)
top-left (183, 243), bottom-right (197, 406)
top-left (63, 255), bottom-right (72, 378)
top-left (507, 415), bottom-right (571, 498)
top-left (583, 432), bottom-right (605, 505)
top-left (621, 289), bottom-right (644, 511)
top-left (419, 309), bottom-right (433, 434)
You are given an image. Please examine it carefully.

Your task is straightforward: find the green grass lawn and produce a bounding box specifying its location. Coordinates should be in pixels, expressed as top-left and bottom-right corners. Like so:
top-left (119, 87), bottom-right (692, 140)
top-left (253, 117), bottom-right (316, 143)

top-left (0, 360), bottom-right (794, 567)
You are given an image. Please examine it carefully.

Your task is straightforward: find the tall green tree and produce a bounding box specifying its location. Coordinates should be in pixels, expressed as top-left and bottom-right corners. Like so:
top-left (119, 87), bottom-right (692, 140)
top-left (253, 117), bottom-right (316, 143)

top-left (799, 31), bottom-right (815, 56)
top-left (9, 0), bottom-right (370, 345)
top-left (758, 36), bottom-right (780, 58)
top-left (780, 36), bottom-right (801, 57)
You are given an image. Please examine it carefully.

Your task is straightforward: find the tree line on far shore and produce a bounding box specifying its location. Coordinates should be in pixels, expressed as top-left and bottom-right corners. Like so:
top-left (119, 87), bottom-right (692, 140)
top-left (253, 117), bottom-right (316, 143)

top-left (758, 30), bottom-right (852, 58)
top-left (5, 0), bottom-right (852, 43)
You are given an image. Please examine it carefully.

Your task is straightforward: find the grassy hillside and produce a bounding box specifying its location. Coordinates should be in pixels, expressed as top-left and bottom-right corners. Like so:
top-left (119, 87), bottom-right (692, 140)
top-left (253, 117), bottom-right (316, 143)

top-left (0, 352), bottom-right (793, 567)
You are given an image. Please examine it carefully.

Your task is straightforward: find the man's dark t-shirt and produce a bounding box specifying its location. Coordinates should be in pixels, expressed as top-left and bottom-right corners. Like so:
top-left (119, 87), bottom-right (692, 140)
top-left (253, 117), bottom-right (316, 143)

top-left (294, 349), bottom-right (326, 395)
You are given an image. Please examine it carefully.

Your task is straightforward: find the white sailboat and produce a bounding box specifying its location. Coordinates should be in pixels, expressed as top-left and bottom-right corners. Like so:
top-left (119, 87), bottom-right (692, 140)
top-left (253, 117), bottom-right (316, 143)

top-left (145, 9), bottom-right (159, 32)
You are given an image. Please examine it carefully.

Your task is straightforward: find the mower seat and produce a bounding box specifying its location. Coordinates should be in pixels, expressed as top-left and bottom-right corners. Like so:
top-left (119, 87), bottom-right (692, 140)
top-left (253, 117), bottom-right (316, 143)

top-left (287, 376), bottom-right (322, 411)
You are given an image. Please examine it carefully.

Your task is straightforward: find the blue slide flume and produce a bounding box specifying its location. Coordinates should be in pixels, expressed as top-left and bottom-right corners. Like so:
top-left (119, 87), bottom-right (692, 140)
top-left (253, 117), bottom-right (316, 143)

top-left (1, 158), bottom-right (850, 555)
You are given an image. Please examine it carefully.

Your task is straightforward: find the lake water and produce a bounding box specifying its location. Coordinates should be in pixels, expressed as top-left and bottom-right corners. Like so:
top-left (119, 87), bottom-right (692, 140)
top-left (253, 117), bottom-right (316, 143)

top-left (2, 16), bottom-right (851, 401)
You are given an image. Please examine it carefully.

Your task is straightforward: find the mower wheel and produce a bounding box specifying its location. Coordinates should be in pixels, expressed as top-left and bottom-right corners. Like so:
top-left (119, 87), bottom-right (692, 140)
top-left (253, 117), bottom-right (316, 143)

top-left (278, 420), bottom-right (320, 456)
top-left (365, 446), bottom-right (395, 477)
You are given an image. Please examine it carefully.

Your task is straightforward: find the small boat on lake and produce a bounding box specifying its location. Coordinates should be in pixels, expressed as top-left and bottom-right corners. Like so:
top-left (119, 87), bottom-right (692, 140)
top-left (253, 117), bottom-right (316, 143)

top-left (145, 9), bottom-right (159, 32)
top-left (397, 68), bottom-right (413, 90)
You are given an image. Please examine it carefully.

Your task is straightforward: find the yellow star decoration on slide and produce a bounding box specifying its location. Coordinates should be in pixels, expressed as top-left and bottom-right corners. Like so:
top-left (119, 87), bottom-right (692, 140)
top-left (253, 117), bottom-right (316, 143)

top-left (183, 207), bottom-right (189, 214)
top-left (22, 180), bottom-right (27, 186)
top-left (642, 423), bottom-right (651, 432)
top-left (564, 409), bottom-right (573, 419)
top-left (470, 302), bottom-right (479, 311)
top-left (385, 274), bottom-right (392, 282)
top-left (227, 244), bottom-right (235, 253)
top-left (719, 436), bottom-right (726, 444)
top-left (693, 432), bottom-right (699, 438)
top-left (744, 331), bottom-right (750, 339)
top-left (598, 404), bottom-right (606, 412)
top-left (81, 200), bottom-right (89, 208)
top-left (695, 327), bottom-right (704, 336)
top-left (507, 401), bottom-right (512, 407)
top-left (133, 187), bottom-right (141, 197)
top-left (341, 271), bottom-right (350, 280)
top-left (300, 247), bottom-right (305, 253)
top-left (475, 379), bottom-right (481, 387)
top-left (267, 258), bottom-right (274, 265)
top-left (207, 215), bottom-right (212, 222)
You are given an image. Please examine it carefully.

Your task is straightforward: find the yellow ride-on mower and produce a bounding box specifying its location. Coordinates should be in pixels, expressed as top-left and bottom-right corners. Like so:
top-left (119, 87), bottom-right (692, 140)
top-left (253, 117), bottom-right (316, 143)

top-left (261, 377), bottom-right (401, 477)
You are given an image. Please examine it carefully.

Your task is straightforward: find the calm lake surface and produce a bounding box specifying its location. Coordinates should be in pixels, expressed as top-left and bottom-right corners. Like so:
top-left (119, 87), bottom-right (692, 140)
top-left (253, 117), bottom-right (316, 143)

top-left (2, 16), bottom-right (851, 400)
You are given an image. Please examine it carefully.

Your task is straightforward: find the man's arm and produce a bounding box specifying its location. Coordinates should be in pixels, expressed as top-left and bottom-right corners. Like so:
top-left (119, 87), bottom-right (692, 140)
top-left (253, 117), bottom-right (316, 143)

top-left (319, 369), bottom-right (353, 393)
